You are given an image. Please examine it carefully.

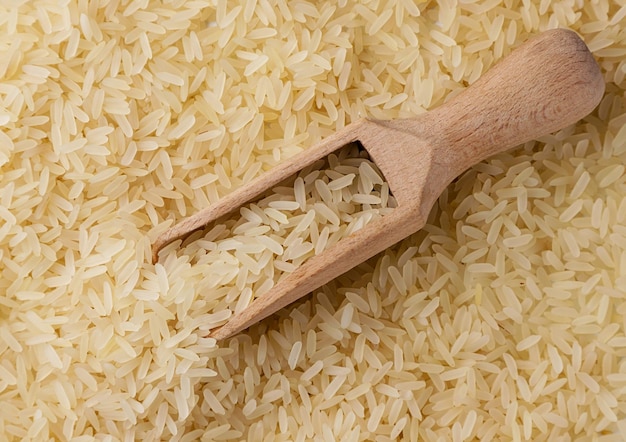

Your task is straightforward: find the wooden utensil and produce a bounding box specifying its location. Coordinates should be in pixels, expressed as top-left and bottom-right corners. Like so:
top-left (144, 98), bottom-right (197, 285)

top-left (152, 29), bottom-right (604, 340)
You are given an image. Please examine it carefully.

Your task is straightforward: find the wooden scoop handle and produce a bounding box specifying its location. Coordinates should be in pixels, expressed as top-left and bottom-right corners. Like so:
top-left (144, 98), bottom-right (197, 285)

top-left (434, 28), bottom-right (604, 171)
top-left (376, 28), bottom-right (605, 197)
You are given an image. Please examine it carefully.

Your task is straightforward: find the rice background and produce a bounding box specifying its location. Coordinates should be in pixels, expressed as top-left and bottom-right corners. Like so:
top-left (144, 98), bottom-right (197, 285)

top-left (1, 0), bottom-right (626, 440)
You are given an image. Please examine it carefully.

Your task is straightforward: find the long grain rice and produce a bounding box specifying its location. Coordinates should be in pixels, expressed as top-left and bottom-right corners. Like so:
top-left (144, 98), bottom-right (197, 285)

top-left (1, 0), bottom-right (626, 440)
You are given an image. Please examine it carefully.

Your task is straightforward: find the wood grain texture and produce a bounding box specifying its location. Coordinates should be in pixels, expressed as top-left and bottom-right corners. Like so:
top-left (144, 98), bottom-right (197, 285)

top-left (361, 28), bottom-right (605, 224)
top-left (152, 29), bottom-right (604, 340)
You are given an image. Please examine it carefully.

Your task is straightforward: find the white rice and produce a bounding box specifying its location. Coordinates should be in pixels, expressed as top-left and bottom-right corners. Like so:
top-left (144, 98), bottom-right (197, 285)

top-left (178, 143), bottom-right (395, 317)
top-left (1, 0), bottom-right (626, 440)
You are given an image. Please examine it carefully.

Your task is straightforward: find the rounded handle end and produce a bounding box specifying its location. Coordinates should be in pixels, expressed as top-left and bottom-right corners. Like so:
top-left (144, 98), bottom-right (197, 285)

top-left (431, 28), bottom-right (605, 171)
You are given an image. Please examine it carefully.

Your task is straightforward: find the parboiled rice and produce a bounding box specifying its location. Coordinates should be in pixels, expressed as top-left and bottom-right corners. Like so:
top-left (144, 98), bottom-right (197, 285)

top-left (175, 143), bottom-right (395, 319)
top-left (1, 0), bottom-right (626, 440)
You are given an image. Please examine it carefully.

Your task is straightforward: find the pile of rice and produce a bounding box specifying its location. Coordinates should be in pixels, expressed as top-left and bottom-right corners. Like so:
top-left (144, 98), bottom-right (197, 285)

top-left (1, 0), bottom-right (625, 440)
top-left (175, 143), bottom-right (396, 318)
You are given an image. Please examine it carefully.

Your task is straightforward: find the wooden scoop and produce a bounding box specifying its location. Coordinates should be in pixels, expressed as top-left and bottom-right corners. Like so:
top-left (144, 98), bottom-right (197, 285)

top-left (152, 29), bottom-right (604, 340)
